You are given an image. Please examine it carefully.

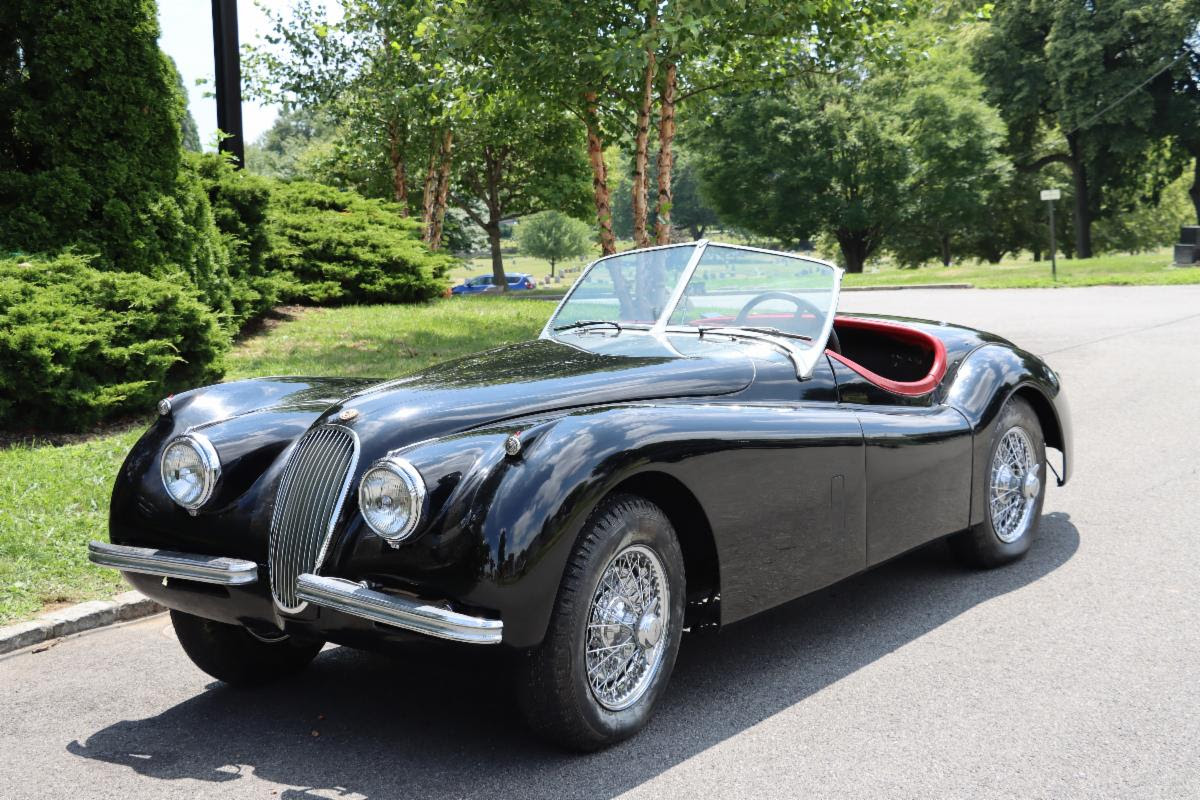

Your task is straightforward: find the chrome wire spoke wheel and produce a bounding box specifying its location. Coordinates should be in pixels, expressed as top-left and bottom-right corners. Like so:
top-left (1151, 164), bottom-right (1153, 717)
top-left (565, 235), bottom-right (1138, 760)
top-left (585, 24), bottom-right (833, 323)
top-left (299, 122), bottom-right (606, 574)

top-left (989, 426), bottom-right (1041, 543)
top-left (585, 544), bottom-right (670, 711)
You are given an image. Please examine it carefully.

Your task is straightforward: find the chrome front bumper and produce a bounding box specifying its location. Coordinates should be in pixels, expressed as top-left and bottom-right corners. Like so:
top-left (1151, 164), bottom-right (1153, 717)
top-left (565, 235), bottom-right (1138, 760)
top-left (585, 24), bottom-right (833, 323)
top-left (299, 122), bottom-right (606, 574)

top-left (296, 574), bottom-right (503, 645)
top-left (88, 541), bottom-right (258, 585)
top-left (87, 541), bottom-right (503, 645)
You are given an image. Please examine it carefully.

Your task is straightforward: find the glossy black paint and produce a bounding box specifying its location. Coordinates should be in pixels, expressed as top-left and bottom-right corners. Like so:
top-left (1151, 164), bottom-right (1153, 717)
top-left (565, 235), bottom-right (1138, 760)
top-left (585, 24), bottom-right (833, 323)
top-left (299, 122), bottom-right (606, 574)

top-left (109, 319), bottom-right (1070, 650)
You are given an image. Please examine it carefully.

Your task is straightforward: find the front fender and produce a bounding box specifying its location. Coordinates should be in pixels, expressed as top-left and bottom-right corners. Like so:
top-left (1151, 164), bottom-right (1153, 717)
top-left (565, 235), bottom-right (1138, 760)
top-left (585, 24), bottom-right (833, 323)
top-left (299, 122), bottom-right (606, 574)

top-left (349, 400), bottom-right (865, 648)
top-left (945, 344), bottom-right (1072, 527)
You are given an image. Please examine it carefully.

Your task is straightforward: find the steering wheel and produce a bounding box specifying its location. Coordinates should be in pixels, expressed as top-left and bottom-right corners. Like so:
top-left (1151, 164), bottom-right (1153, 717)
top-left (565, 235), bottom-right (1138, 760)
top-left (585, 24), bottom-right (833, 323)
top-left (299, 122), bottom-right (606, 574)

top-left (733, 291), bottom-right (841, 354)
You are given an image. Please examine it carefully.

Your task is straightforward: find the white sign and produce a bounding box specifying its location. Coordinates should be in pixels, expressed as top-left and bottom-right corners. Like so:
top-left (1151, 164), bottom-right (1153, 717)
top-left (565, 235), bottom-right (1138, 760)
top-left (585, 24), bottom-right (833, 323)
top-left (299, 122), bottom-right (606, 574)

top-left (1040, 189), bottom-right (1062, 201)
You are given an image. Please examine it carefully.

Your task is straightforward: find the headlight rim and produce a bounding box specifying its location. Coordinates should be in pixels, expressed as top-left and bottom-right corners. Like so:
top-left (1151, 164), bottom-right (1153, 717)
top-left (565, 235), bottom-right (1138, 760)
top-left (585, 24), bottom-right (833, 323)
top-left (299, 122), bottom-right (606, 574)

top-left (358, 457), bottom-right (426, 542)
top-left (159, 432), bottom-right (221, 511)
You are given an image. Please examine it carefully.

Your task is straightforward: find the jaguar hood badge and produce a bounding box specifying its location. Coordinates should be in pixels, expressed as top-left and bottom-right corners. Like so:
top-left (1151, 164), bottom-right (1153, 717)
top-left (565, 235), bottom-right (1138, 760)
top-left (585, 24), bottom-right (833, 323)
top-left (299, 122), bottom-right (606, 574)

top-left (337, 408), bottom-right (360, 422)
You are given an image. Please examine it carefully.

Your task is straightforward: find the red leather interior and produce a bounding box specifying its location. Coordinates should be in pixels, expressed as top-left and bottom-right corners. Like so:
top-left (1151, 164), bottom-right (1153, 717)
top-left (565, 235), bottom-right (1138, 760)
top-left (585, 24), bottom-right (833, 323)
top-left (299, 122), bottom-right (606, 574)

top-left (827, 316), bottom-right (947, 396)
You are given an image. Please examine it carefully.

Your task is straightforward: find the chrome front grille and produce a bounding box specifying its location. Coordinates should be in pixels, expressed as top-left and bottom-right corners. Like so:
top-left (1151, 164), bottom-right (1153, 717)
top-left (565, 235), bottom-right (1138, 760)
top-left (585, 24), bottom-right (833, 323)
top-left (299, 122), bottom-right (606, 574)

top-left (269, 424), bottom-right (359, 612)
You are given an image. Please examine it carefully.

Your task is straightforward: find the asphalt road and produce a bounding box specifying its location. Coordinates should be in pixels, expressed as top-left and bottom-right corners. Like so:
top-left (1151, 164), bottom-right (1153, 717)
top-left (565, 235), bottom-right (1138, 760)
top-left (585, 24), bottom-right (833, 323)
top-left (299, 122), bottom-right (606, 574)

top-left (3, 285), bottom-right (1199, 800)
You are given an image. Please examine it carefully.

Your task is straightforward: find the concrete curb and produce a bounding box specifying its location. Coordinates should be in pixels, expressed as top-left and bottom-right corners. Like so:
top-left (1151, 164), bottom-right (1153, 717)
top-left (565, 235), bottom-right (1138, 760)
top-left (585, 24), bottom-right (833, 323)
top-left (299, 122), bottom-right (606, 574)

top-left (0, 591), bottom-right (164, 656)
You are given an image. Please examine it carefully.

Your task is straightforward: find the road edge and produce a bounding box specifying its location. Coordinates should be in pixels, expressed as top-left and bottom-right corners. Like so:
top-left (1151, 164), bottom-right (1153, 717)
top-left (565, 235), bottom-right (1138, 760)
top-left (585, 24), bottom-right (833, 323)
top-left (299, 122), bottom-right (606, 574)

top-left (0, 591), bottom-right (164, 656)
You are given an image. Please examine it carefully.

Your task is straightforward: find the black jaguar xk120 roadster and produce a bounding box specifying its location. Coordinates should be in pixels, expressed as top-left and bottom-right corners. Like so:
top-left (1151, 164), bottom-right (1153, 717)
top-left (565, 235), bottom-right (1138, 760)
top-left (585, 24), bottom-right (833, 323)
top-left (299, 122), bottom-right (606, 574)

top-left (91, 241), bottom-right (1070, 750)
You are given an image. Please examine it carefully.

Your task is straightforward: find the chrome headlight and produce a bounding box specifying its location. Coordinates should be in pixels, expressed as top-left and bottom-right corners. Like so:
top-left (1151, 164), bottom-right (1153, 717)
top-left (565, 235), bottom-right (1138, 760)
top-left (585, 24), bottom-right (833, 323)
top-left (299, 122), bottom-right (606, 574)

top-left (160, 433), bottom-right (220, 511)
top-left (358, 457), bottom-right (425, 542)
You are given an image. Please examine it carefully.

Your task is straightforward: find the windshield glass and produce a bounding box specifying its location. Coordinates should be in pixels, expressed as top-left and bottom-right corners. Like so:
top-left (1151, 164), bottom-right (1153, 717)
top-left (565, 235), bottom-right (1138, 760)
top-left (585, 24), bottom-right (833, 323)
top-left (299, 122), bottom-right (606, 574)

top-left (547, 242), bottom-right (841, 376)
top-left (549, 245), bottom-right (696, 328)
top-left (667, 245), bottom-right (837, 339)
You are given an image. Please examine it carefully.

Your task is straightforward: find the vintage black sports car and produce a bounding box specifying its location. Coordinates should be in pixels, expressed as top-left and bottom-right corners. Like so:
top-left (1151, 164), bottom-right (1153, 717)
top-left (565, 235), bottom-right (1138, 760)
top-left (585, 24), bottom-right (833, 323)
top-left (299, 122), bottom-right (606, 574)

top-left (91, 242), bottom-right (1070, 750)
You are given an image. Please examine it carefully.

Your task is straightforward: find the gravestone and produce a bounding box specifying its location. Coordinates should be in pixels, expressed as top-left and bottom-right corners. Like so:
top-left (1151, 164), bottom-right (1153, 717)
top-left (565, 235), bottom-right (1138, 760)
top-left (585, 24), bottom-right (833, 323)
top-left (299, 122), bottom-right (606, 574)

top-left (1174, 226), bottom-right (1199, 266)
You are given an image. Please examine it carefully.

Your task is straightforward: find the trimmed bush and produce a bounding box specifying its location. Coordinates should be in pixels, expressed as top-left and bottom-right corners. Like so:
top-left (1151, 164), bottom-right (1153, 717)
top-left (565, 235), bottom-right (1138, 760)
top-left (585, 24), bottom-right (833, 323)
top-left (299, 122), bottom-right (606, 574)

top-left (0, 255), bottom-right (227, 432)
top-left (189, 153), bottom-right (292, 324)
top-left (266, 181), bottom-right (453, 305)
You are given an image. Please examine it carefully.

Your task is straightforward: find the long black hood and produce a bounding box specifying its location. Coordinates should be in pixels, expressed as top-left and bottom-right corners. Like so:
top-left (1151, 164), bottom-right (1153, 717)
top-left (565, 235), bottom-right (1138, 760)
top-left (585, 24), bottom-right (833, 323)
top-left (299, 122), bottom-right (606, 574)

top-left (313, 337), bottom-right (755, 449)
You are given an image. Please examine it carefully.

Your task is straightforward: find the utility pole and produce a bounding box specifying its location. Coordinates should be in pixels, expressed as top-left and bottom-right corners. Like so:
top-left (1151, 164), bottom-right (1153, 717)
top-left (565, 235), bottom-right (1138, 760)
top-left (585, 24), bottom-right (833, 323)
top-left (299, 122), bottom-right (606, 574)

top-left (1040, 189), bottom-right (1061, 281)
top-left (212, 0), bottom-right (244, 168)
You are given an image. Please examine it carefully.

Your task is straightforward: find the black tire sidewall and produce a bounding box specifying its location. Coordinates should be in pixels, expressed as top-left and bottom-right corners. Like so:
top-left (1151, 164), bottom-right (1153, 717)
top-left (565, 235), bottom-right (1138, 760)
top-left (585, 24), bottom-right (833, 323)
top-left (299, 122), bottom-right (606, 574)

top-left (978, 397), bottom-right (1047, 561)
top-left (560, 496), bottom-right (686, 746)
top-left (170, 609), bottom-right (323, 686)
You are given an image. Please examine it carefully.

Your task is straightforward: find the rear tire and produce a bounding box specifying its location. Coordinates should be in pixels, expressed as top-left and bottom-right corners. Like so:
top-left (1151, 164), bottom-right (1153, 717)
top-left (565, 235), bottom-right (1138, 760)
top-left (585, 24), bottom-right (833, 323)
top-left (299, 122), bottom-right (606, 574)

top-left (170, 610), bottom-right (324, 687)
top-left (516, 494), bottom-right (685, 751)
top-left (951, 396), bottom-right (1046, 568)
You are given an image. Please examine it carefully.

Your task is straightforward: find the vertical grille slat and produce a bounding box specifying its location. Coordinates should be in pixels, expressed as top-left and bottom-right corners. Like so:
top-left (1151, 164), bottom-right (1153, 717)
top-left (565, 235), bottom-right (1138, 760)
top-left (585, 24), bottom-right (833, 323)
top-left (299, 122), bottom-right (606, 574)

top-left (269, 425), bottom-right (359, 611)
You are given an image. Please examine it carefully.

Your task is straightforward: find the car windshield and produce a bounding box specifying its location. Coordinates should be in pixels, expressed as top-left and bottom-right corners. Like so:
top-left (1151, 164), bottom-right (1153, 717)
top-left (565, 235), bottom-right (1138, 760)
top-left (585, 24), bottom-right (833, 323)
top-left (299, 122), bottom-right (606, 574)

top-left (546, 242), bottom-right (842, 376)
top-left (467, 276), bottom-right (492, 286)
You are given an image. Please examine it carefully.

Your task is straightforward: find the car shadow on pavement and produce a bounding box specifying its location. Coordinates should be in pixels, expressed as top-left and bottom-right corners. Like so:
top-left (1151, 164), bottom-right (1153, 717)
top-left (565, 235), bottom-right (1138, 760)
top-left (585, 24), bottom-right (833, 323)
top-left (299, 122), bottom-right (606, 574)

top-left (67, 513), bottom-right (1079, 800)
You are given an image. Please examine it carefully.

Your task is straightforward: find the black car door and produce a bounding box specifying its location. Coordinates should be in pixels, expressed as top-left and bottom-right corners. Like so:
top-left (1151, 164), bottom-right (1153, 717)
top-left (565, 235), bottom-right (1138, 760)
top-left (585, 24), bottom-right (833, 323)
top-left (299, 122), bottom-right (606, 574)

top-left (830, 359), bottom-right (974, 566)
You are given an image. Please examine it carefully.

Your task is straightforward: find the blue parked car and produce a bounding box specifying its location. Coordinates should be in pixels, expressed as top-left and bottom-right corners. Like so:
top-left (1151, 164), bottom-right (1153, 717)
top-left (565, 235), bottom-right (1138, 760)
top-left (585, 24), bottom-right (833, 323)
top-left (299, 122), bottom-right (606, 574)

top-left (451, 273), bottom-right (536, 295)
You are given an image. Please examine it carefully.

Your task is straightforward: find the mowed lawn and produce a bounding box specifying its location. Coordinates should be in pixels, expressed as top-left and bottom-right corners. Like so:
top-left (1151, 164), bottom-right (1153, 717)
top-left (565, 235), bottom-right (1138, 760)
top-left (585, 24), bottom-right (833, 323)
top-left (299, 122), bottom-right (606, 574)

top-left (845, 248), bottom-right (1197, 289)
top-left (0, 298), bottom-right (552, 625)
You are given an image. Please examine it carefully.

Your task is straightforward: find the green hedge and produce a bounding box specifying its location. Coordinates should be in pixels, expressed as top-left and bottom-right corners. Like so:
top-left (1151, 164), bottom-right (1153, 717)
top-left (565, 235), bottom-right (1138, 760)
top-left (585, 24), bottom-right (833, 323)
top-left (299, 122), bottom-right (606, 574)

top-left (0, 255), bottom-right (227, 431)
top-left (266, 181), bottom-right (453, 305)
top-left (189, 153), bottom-right (293, 324)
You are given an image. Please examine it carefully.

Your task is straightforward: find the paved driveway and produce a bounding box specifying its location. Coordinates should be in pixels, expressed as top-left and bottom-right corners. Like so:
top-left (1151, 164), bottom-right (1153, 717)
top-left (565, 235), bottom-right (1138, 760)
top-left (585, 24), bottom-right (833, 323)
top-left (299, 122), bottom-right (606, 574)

top-left (3, 285), bottom-right (1198, 799)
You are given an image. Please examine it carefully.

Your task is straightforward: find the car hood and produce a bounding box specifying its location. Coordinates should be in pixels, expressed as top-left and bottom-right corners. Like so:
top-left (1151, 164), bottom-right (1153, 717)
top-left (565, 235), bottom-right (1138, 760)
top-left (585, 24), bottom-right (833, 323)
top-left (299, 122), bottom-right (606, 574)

top-left (313, 336), bottom-right (754, 449)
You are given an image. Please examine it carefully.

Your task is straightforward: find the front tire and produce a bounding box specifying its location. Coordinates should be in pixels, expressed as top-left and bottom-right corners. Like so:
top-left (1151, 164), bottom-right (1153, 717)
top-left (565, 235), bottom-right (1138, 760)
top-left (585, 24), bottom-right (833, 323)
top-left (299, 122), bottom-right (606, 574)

top-left (517, 494), bottom-right (686, 751)
top-left (951, 396), bottom-right (1047, 568)
top-left (170, 610), bottom-right (324, 687)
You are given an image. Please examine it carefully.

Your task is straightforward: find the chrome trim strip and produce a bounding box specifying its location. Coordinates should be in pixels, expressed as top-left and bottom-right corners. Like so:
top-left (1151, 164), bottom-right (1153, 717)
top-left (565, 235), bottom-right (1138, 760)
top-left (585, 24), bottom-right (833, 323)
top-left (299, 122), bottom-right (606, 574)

top-left (87, 541), bottom-right (258, 585)
top-left (295, 574), bottom-right (503, 645)
top-left (650, 239), bottom-right (709, 335)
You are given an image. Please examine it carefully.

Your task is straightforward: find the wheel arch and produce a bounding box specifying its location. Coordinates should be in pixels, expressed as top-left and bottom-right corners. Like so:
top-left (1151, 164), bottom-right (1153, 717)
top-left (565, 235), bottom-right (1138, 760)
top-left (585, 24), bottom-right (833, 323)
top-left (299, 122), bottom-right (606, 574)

top-left (1011, 384), bottom-right (1065, 455)
top-left (608, 471), bottom-right (721, 629)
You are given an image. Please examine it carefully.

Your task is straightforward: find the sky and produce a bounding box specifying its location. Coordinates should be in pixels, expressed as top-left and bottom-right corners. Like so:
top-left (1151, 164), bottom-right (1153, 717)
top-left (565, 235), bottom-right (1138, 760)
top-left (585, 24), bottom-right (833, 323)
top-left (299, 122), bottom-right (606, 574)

top-left (158, 1), bottom-right (341, 150)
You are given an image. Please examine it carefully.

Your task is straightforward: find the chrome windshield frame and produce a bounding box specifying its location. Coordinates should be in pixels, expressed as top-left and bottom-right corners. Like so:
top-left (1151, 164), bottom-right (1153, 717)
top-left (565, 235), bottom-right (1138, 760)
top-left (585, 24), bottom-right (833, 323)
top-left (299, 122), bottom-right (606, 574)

top-left (540, 240), bottom-right (844, 379)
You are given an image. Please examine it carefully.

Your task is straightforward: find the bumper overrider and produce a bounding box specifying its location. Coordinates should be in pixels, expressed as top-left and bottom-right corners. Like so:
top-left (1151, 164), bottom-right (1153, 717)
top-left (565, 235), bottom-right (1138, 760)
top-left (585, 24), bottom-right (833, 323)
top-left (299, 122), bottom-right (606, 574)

top-left (87, 541), bottom-right (503, 645)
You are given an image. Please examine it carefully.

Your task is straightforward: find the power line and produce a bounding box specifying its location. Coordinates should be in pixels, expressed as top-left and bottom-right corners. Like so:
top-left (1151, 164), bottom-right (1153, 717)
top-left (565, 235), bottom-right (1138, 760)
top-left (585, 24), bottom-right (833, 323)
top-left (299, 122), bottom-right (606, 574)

top-left (1066, 48), bottom-right (1191, 136)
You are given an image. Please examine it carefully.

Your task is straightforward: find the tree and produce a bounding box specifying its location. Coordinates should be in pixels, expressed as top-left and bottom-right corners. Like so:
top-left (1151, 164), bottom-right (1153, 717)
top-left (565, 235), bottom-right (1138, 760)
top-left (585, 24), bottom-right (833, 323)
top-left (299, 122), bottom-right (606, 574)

top-left (693, 81), bottom-right (910, 273)
top-left (167, 56), bottom-right (203, 152)
top-left (0, 0), bottom-right (186, 268)
top-left (887, 33), bottom-right (1011, 266)
top-left (244, 106), bottom-right (336, 179)
top-left (458, 1), bottom-right (900, 253)
top-left (517, 211), bottom-right (593, 277)
top-left (246, 0), bottom-right (456, 244)
top-left (670, 149), bottom-right (720, 240)
top-left (449, 92), bottom-right (591, 288)
top-left (973, 0), bottom-right (1200, 257)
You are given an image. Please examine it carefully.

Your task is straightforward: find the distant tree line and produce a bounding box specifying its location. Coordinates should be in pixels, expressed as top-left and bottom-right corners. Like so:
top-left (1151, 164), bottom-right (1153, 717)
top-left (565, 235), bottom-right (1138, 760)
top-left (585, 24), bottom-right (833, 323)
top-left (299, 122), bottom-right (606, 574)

top-left (246, 0), bottom-right (1200, 274)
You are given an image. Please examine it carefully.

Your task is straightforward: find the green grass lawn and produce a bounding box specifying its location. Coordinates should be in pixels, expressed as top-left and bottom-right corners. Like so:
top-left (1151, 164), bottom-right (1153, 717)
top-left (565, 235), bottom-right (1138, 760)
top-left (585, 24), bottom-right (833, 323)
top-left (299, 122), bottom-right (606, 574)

top-left (843, 248), bottom-right (1197, 289)
top-left (0, 298), bottom-right (550, 625)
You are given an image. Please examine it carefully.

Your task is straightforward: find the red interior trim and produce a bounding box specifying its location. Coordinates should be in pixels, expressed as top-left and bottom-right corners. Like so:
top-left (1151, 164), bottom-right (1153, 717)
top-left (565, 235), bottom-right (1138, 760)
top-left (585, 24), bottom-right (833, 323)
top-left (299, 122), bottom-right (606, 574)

top-left (828, 316), bottom-right (947, 397)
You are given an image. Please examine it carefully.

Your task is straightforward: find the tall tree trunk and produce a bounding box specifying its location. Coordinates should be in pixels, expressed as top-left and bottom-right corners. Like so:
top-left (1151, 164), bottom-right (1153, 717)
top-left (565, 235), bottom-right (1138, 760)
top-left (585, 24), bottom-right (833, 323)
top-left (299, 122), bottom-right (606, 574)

top-left (939, 234), bottom-right (951, 267)
top-left (584, 92), bottom-right (616, 255)
top-left (631, 11), bottom-right (657, 249)
top-left (429, 129), bottom-right (454, 251)
top-left (484, 146), bottom-right (506, 291)
top-left (387, 120), bottom-right (408, 213)
top-left (486, 221), bottom-right (505, 290)
top-left (421, 133), bottom-right (440, 242)
top-left (1189, 153), bottom-right (1200, 225)
top-left (1067, 133), bottom-right (1093, 259)
top-left (655, 60), bottom-right (678, 246)
top-left (836, 230), bottom-right (869, 274)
